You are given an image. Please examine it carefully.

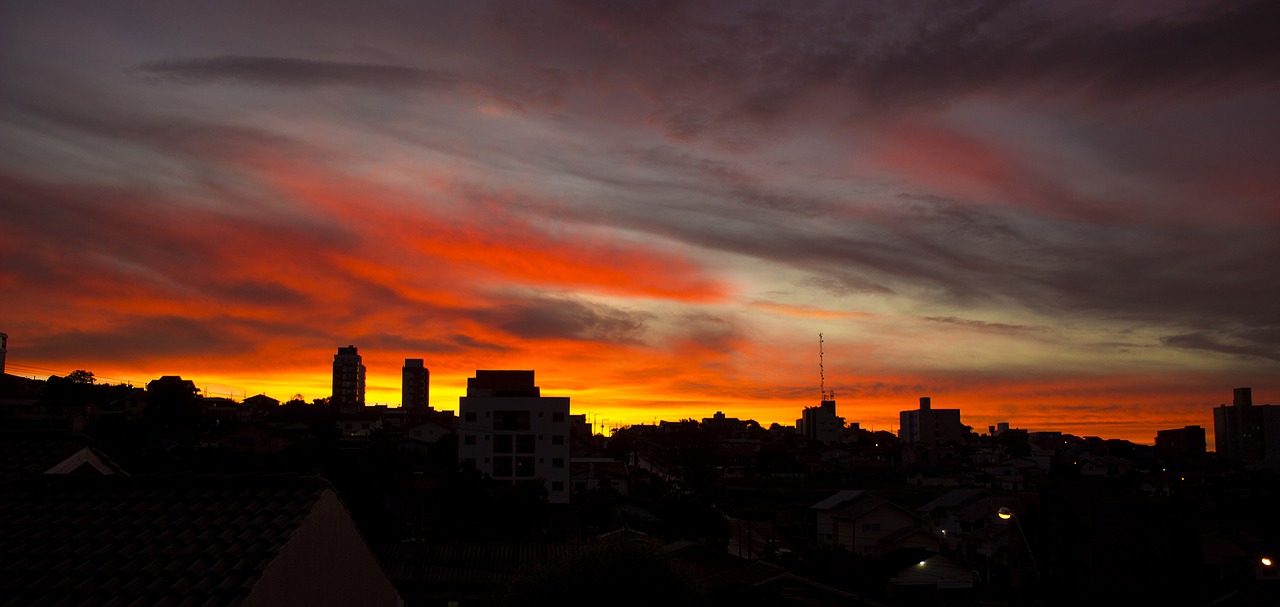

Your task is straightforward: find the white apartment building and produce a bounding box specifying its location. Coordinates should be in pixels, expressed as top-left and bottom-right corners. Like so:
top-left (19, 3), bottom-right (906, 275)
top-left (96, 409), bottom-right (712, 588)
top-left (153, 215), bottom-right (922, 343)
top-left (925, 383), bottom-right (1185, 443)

top-left (457, 370), bottom-right (571, 504)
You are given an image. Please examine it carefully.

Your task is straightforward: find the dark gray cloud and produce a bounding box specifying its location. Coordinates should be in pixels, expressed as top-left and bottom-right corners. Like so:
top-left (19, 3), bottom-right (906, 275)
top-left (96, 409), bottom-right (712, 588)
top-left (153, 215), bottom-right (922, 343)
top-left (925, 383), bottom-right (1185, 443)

top-left (625, 145), bottom-right (833, 215)
top-left (23, 317), bottom-right (242, 362)
top-left (134, 56), bottom-right (461, 90)
top-left (478, 0), bottom-right (1280, 148)
top-left (477, 295), bottom-right (652, 343)
top-left (568, 184), bottom-right (1280, 340)
top-left (1162, 331), bottom-right (1280, 362)
top-left (367, 333), bottom-right (513, 355)
top-left (798, 275), bottom-right (891, 297)
top-left (221, 281), bottom-right (311, 308)
top-left (923, 317), bottom-right (1042, 333)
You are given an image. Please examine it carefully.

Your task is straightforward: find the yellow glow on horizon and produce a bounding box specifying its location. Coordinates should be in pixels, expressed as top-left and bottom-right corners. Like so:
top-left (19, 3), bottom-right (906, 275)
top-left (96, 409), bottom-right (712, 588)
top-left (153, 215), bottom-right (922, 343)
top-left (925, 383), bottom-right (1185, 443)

top-left (29, 358), bottom-right (1226, 446)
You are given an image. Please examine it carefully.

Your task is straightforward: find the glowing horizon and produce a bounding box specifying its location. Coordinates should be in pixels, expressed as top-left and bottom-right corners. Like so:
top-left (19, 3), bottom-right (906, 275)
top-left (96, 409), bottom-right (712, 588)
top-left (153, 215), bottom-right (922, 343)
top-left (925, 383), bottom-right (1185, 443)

top-left (2, 348), bottom-right (1257, 446)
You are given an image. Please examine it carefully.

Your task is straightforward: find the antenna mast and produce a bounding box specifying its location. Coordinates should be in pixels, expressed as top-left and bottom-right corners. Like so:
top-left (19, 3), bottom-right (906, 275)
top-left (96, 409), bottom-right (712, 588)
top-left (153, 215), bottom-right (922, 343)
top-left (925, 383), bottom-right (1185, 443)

top-left (819, 333), bottom-right (825, 401)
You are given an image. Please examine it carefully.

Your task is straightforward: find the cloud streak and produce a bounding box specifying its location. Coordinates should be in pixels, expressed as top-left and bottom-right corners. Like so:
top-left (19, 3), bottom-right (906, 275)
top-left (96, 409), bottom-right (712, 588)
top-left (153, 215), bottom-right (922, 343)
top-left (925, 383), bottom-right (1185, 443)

top-left (135, 56), bottom-right (461, 90)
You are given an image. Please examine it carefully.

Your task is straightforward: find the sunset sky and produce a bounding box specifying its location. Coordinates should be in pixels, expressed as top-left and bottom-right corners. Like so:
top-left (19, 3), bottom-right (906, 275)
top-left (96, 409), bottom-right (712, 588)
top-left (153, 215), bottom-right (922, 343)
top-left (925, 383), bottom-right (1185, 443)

top-left (2, 1), bottom-right (1277, 444)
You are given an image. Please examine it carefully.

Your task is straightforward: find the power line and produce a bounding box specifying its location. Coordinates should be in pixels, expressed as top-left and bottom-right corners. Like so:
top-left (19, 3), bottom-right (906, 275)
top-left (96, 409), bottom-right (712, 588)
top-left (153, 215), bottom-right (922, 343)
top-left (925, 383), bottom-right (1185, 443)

top-left (4, 362), bottom-right (139, 385)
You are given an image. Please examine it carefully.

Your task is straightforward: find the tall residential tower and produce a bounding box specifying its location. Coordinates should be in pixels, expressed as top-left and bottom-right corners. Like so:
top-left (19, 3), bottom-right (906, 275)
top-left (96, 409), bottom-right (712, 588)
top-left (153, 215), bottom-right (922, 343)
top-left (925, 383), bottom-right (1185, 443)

top-left (331, 346), bottom-right (366, 410)
top-left (402, 359), bottom-right (430, 413)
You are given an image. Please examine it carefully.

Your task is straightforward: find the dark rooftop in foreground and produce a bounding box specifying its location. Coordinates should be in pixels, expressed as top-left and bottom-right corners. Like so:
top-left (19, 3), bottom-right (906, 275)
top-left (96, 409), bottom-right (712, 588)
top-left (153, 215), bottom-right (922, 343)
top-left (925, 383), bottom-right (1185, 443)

top-left (0, 474), bottom-right (399, 607)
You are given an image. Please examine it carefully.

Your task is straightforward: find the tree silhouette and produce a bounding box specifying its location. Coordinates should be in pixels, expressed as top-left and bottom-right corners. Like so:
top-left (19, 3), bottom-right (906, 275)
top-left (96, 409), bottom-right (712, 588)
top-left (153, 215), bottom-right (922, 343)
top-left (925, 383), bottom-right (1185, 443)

top-left (66, 369), bottom-right (95, 384)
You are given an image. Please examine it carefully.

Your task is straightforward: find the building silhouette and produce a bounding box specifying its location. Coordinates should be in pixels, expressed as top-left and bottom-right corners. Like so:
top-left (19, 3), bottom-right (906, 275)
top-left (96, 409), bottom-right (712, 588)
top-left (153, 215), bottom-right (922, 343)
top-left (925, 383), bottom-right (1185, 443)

top-left (1213, 387), bottom-right (1280, 470)
top-left (401, 358), bottom-right (430, 413)
top-left (899, 397), bottom-right (965, 447)
top-left (331, 346), bottom-right (366, 410)
top-left (0, 332), bottom-right (7, 375)
top-left (796, 399), bottom-right (844, 444)
top-left (1155, 425), bottom-right (1206, 460)
top-left (457, 371), bottom-right (571, 503)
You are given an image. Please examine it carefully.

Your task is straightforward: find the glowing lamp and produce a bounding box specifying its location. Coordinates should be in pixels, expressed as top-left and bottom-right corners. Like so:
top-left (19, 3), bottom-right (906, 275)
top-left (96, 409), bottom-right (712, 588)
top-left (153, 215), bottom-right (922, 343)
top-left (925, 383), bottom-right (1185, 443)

top-left (1263, 557), bottom-right (1274, 567)
top-left (998, 507), bottom-right (1013, 520)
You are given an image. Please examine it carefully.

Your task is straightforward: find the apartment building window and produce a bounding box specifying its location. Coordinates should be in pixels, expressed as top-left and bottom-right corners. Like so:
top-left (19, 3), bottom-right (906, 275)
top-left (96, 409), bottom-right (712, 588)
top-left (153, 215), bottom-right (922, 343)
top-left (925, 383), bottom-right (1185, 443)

top-left (552, 458), bottom-right (564, 468)
top-left (514, 456), bottom-right (535, 477)
top-left (495, 410), bottom-right (530, 431)
top-left (494, 434), bottom-right (513, 453)
top-left (463, 435), bottom-right (476, 445)
top-left (516, 434), bottom-right (535, 454)
top-left (552, 435), bottom-right (565, 445)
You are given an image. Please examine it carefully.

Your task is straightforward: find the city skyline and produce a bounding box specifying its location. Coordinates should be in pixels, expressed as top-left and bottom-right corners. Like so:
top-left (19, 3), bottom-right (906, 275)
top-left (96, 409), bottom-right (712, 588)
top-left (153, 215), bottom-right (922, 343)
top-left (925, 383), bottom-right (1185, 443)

top-left (0, 337), bottom-right (1258, 447)
top-left (3, 2), bottom-right (1278, 444)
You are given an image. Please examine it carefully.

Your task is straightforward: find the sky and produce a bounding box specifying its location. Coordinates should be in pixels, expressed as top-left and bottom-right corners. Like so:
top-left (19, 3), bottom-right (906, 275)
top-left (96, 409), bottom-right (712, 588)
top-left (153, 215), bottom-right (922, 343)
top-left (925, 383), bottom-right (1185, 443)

top-left (2, 1), bottom-right (1278, 443)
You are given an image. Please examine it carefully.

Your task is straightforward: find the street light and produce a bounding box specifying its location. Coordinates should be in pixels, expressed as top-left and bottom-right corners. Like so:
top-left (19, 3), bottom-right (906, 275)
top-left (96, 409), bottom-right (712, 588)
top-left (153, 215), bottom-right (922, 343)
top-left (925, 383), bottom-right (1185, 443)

top-left (1263, 557), bottom-right (1274, 567)
top-left (998, 506), bottom-right (1039, 582)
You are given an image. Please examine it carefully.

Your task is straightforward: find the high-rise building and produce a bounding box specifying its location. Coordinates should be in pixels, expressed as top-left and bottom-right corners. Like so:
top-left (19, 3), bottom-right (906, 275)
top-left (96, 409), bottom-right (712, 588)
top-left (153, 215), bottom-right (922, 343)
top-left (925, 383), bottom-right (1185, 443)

top-left (899, 397), bottom-right (966, 447)
top-left (797, 399), bottom-right (845, 444)
top-left (1213, 388), bottom-right (1280, 470)
top-left (0, 332), bottom-right (7, 376)
top-left (331, 346), bottom-right (365, 410)
top-left (457, 370), bottom-right (571, 504)
top-left (401, 359), bottom-right (430, 413)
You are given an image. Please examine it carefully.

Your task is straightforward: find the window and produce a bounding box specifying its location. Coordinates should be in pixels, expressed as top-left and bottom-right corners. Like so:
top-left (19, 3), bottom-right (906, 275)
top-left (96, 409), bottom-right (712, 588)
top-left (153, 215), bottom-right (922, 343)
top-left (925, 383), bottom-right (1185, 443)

top-left (463, 458), bottom-right (476, 468)
top-left (495, 410), bottom-right (530, 431)
top-left (494, 434), bottom-right (513, 453)
top-left (464, 412), bottom-right (476, 422)
top-left (516, 434), bottom-right (536, 454)
top-left (552, 412), bottom-right (565, 422)
top-left (515, 457), bottom-right (535, 477)
top-left (552, 458), bottom-right (564, 468)
top-left (493, 457), bottom-right (513, 477)
top-left (552, 481), bottom-right (564, 492)
top-left (463, 435), bottom-right (477, 445)
top-left (552, 435), bottom-right (565, 445)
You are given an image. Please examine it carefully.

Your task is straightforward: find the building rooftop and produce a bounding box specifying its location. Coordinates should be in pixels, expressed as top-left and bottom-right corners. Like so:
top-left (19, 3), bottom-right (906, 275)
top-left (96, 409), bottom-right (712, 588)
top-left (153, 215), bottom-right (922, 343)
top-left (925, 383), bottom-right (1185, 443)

top-left (0, 473), bottom-right (331, 606)
top-left (466, 371), bottom-right (539, 397)
top-left (0, 433), bottom-right (124, 484)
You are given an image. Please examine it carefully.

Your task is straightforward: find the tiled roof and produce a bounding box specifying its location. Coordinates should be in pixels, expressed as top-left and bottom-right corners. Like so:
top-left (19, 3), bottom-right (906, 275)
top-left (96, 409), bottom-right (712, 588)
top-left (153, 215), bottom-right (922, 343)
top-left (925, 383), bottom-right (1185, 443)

top-left (916, 488), bottom-right (989, 514)
top-left (0, 474), bottom-right (329, 607)
top-left (810, 489), bottom-right (866, 510)
top-left (831, 494), bottom-right (890, 521)
top-left (0, 434), bottom-right (122, 483)
top-left (380, 542), bottom-right (580, 584)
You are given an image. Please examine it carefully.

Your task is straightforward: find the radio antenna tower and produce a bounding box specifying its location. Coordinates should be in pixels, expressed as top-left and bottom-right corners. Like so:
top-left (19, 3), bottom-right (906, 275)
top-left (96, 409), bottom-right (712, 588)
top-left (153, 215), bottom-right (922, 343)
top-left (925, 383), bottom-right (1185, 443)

top-left (819, 333), bottom-right (825, 401)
